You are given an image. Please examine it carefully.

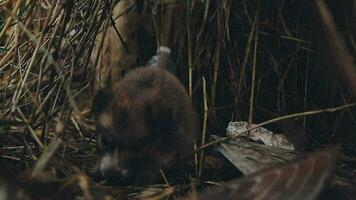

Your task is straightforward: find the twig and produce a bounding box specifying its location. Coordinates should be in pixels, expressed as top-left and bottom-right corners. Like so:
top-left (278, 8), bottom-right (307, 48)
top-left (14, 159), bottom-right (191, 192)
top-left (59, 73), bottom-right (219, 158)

top-left (198, 77), bottom-right (208, 177)
top-left (168, 102), bottom-right (356, 168)
top-left (0, 0), bottom-right (22, 39)
top-left (31, 137), bottom-right (63, 177)
top-left (315, 0), bottom-right (356, 98)
top-left (110, 16), bottom-right (130, 54)
top-left (248, 0), bottom-right (259, 128)
top-left (234, 8), bottom-right (258, 118)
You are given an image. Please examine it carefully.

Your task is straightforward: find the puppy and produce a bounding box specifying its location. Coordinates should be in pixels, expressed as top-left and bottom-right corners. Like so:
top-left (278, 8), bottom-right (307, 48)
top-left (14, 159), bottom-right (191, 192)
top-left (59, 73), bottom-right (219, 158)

top-left (91, 47), bottom-right (197, 185)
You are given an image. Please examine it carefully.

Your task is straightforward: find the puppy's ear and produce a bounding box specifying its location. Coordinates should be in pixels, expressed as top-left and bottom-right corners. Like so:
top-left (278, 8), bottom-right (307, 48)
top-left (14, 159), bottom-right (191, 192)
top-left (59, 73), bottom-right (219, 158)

top-left (91, 89), bottom-right (112, 116)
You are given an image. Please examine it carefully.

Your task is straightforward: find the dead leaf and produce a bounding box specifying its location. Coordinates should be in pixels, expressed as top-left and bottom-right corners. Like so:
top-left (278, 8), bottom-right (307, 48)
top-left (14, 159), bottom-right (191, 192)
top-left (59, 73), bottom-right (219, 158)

top-left (180, 146), bottom-right (339, 200)
top-left (213, 135), bottom-right (299, 175)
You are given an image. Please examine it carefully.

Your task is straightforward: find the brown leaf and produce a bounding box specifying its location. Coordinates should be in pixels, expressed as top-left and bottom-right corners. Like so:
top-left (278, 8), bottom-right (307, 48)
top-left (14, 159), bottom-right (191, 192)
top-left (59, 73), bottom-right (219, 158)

top-left (180, 146), bottom-right (339, 200)
top-left (213, 135), bottom-right (299, 175)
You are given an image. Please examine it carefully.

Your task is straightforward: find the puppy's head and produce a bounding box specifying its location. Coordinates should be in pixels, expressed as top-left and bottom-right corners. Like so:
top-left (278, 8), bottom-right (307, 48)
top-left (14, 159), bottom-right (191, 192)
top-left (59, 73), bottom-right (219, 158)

top-left (91, 90), bottom-right (153, 184)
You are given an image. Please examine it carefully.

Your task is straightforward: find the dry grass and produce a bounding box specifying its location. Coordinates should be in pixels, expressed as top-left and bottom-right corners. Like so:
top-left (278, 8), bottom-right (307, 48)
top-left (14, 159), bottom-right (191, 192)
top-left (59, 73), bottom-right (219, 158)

top-left (0, 0), bottom-right (355, 199)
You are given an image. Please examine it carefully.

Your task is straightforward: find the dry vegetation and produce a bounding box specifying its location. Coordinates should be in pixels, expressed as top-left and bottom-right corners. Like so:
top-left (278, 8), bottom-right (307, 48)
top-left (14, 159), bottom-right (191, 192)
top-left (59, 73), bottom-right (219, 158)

top-left (0, 0), bottom-right (355, 199)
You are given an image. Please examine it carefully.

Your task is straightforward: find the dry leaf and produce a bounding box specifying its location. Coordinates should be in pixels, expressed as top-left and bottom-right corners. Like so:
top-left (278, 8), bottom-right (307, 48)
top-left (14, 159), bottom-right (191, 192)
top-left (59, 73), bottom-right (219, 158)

top-left (213, 135), bottom-right (299, 175)
top-left (180, 146), bottom-right (339, 200)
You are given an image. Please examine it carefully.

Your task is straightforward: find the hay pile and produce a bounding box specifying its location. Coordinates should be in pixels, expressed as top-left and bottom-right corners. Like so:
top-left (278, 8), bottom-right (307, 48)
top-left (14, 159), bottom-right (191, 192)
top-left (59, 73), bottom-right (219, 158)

top-left (1, 0), bottom-right (355, 199)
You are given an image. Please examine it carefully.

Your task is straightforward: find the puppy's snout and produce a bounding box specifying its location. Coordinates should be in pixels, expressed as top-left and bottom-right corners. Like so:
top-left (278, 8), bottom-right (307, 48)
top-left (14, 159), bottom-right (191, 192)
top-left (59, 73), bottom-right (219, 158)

top-left (97, 153), bottom-right (131, 183)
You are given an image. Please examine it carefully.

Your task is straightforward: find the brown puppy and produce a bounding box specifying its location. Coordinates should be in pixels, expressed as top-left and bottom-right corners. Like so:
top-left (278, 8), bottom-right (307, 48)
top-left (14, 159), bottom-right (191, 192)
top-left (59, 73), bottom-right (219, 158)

top-left (91, 54), bottom-right (197, 185)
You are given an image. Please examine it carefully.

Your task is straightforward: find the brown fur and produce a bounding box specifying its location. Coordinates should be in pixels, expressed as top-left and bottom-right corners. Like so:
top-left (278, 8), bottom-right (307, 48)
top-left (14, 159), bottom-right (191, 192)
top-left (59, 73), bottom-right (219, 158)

top-left (91, 67), bottom-right (197, 185)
